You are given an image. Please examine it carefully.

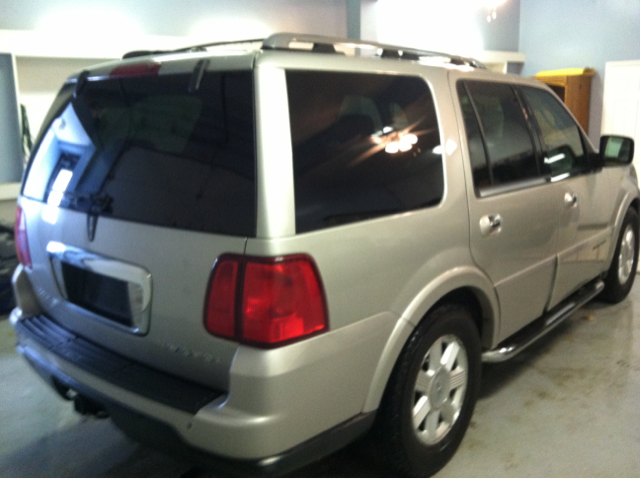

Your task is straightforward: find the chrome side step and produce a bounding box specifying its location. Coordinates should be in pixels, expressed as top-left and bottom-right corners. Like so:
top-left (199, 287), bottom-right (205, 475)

top-left (482, 279), bottom-right (604, 363)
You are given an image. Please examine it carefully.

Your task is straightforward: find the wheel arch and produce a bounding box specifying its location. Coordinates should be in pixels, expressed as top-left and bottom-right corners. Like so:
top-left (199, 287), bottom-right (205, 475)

top-left (605, 193), bottom-right (640, 272)
top-left (362, 267), bottom-right (498, 412)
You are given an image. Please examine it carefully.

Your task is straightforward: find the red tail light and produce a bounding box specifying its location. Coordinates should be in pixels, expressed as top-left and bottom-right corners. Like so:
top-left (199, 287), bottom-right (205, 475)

top-left (15, 206), bottom-right (32, 269)
top-left (205, 254), bottom-right (328, 347)
top-left (242, 258), bottom-right (327, 344)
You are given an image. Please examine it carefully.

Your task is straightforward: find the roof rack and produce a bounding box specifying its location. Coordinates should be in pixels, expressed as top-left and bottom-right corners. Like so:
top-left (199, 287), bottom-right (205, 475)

top-left (262, 33), bottom-right (486, 69)
top-left (122, 33), bottom-right (485, 69)
top-left (122, 38), bottom-right (264, 59)
top-left (173, 38), bottom-right (264, 53)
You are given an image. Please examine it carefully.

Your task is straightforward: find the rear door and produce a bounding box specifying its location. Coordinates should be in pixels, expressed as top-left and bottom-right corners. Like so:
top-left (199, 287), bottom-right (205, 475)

top-left (456, 79), bottom-right (564, 340)
top-left (19, 54), bottom-right (257, 390)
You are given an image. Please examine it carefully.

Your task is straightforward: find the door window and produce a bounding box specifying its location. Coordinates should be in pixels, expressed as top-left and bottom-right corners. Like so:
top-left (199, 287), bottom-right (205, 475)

top-left (520, 86), bottom-right (587, 178)
top-left (457, 83), bottom-right (490, 189)
top-left (458, 81), bottom-right (539, 192)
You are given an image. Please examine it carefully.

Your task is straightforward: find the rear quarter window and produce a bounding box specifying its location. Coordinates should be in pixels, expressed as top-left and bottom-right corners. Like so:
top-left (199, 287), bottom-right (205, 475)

top-left (286, 70), bottom-right (443, 234)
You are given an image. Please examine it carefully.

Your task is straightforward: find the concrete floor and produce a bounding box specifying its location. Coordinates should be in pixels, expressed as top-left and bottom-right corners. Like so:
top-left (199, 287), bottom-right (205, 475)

top-left (1, 284), bottom-right (639, 477)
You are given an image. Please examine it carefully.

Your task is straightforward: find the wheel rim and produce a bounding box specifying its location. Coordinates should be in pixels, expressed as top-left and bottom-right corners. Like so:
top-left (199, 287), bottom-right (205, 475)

top-left (412, 334), bottom-right (468, 445)
top-left (617, 224), bottom-right (636, 285)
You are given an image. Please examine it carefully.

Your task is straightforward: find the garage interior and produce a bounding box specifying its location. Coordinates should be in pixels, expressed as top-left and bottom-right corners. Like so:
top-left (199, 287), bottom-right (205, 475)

top-left (1, 0), bottom-right (640, 476)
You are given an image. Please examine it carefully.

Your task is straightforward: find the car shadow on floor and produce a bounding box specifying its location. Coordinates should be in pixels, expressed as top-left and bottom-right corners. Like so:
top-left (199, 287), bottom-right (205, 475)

top-left (184, 437), bottom-right (397, 478)
top-left (477, 306), bottom-right (595, 400)
top-left (0, 420), bottom-right (190, 477)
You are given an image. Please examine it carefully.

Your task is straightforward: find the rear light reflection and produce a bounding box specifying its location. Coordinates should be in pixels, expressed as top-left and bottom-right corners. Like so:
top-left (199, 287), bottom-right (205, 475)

top-left (205, 258), bottom-right (238, 338)
top-left (109, 62), bottom-right (161, 78)
top-left (205, 254), bottom-right (328, 347)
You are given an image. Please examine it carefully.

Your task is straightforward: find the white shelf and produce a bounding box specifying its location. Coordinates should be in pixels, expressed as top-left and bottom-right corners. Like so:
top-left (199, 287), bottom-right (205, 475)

top-left (0, 183), bottom-right (21, 201)
top-left (0, 29), bottom-right (190, 60)
top-left (476, 50), bottom-right (526, 64)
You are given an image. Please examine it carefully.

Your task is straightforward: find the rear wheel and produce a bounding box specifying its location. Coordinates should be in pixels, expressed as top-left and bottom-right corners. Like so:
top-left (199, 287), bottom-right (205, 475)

top-left (601, 208), bottom-right (639, 303)
top-left (376, 304), bottom-right (481, 477)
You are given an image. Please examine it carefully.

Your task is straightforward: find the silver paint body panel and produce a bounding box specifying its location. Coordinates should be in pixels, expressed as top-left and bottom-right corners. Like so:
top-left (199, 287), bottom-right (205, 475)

top-left (11, 47), bottom-right (640, 460)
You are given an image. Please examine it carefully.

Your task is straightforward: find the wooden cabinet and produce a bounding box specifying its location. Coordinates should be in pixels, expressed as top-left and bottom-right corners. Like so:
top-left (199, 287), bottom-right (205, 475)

top-left (535, 68), bottom-right (595, 131)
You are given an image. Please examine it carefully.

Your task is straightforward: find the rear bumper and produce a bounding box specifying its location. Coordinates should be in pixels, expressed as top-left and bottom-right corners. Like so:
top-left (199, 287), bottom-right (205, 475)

top-left (21, 344), bottom-right (373, 476)
top-left (14, 314), bottom-right (224, 413)
top-left (11, 309), bottom-right (378, 474)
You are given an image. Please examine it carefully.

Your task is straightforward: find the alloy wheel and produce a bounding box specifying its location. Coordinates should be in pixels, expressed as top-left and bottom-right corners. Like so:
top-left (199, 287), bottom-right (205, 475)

top-left (618, 224), bottom-right (636, 285)
top-left (412, 334), bottom-right (468, 445)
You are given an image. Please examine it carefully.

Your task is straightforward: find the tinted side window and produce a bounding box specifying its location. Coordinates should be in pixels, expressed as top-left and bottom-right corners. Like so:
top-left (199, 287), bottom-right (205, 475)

top-left (286, 71), bottom-right (443, 234)
top-left (520, 86), bottom-right (586, 177)
top-left (457, 83), bottom-right (490, 189)
top-left (23, 71), bottom-right (256, 237)
top-left (464, 81), bottom-right (538, 187)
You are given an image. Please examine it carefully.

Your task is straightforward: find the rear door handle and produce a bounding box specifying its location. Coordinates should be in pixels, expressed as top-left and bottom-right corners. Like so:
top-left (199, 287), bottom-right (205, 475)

top-left (480, 214), bottom-right (502, 236)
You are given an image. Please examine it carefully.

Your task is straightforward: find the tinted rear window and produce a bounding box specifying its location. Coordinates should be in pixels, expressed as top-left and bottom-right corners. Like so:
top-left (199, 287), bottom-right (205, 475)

top-left (286, 71), bottom-right (443, 234)
top-left (23, 70), bottom-right (256, 237)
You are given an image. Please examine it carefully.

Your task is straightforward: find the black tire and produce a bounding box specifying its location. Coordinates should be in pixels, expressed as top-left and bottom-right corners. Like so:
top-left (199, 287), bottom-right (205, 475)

top-left (376, 304), bottom-right (481, 477)
top-left (601, 208), bottom-right (639, 303)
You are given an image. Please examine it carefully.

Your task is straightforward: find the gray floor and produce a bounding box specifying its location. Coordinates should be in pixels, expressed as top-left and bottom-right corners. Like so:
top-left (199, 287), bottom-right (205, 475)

top-left (1, 284), bottom-right (639, 477)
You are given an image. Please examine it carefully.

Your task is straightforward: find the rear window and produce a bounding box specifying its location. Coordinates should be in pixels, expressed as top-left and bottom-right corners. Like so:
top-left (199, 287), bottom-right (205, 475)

top-left (286, 71), bottom-right (443, 234)
top-left (23, 70), bottom-right (256, 237)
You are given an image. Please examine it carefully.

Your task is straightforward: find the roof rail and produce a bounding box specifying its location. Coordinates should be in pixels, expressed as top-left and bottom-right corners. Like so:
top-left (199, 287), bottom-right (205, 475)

top-left (122, 38), bottom-right (264, 59)
top-left (262, 33), bottom-right (486, 69)
top-left (172, 38), bottom-right (264, 53)
top-left (122, 33), bottom-right (485, 69)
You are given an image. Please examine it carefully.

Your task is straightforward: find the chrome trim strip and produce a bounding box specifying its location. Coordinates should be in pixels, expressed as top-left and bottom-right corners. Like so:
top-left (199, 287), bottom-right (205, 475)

top-left (478, 177), bottom-right (547, 198)
top-left (46, 241), bottom-right (152, 335)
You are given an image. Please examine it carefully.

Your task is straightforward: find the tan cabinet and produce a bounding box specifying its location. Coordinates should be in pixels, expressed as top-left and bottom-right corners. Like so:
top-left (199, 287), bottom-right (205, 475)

top-left (535, 68), bottom-right (595, 132)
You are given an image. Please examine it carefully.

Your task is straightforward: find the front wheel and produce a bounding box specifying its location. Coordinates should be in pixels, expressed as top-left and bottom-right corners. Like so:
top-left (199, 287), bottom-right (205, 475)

top-left (376, 304), bottom-right (481, 477)
top-left (601, 208), bottom-right (639, 303)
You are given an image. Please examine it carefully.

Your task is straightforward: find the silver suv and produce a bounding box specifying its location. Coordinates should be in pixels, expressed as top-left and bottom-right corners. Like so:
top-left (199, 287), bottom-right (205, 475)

top-left (10, 34), bottom-right (638, 476)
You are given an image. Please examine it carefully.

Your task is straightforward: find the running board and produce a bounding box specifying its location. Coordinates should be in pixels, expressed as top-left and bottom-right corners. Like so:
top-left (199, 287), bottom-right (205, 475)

top-left (482, 279), bottom-right (604, 363)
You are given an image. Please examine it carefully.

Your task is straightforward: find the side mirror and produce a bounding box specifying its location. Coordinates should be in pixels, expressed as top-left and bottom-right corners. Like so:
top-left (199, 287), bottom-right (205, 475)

top-left (600, 135), bottom-right (634, 165)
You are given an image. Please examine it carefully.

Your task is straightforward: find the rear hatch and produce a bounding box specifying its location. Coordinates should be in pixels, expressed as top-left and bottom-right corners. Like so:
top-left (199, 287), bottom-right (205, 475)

top-left (18, 52), bottom-right (257, 391)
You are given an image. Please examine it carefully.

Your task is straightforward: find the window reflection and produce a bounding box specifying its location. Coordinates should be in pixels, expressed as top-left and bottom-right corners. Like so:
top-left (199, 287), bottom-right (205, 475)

top-left (286, 70), bottom-right (444, 233)
top-left (520, 86), bottom-right (586, 177)
top-left (24, 103), bottom-right (96, 207)
top-left (21, 71), bottom-right (257, 236)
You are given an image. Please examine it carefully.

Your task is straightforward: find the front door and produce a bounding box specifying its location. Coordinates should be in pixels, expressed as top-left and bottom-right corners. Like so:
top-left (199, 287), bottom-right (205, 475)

top-left (519, 86), bottom-right (616, 308)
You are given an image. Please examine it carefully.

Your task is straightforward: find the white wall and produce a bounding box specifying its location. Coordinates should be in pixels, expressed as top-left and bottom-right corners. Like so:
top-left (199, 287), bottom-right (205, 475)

top-left (601, 61), bottom-right (640, 169)
top-left (15, 57), bottom-right (104, 139)
top-left (0, 0), bottom-right (347, 40)
top-left (520, 0), bottom-right (640, 144)
top-left (0, 54), bottom-right (22, 183)
top-left (1, 0), bottom-right (349, 137)
top-left (360, 0), bottom-right (520, 56)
